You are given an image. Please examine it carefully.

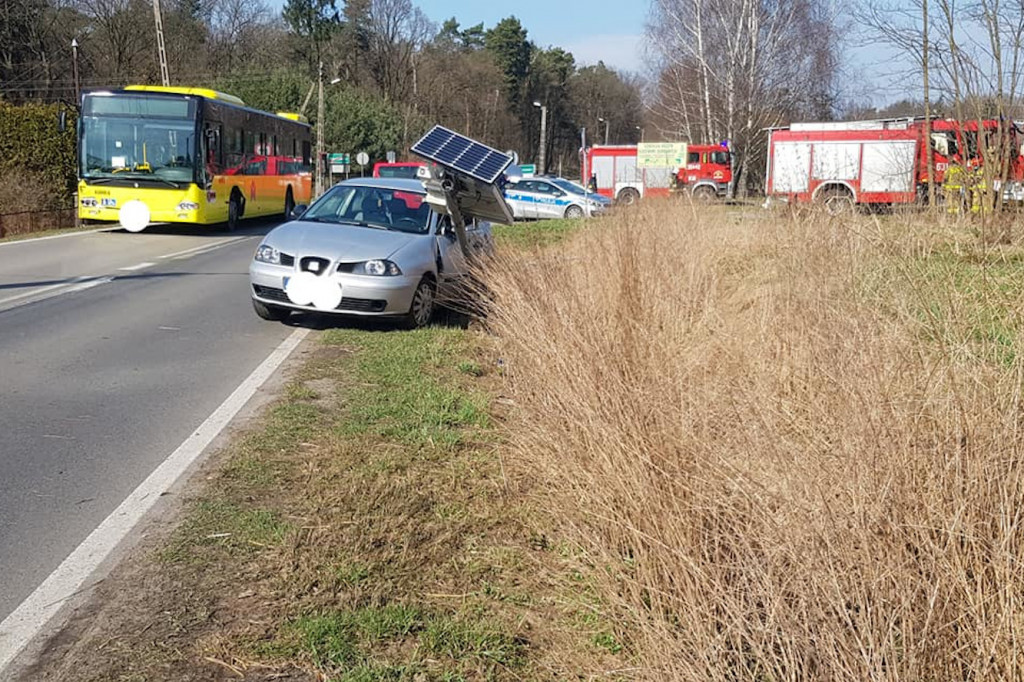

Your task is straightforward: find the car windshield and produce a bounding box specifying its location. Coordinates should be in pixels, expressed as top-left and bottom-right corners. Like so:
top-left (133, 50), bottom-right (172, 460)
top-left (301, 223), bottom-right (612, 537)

top-left (549, 178), bottom-right (590, 195)
top-left (376, 165), bottom-right (421, 179)
top-left (302, 185), bottom-right (431, 234)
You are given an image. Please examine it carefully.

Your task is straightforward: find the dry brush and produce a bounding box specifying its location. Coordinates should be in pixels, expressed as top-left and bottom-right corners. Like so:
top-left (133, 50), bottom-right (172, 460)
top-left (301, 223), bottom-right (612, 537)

top-left (483, 204), bottom-right (1024, 680)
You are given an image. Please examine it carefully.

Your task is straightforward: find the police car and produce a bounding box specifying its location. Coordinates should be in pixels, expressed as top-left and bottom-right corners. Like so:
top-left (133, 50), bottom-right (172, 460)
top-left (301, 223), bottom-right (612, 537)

top-left (504, 176), bottom-right (610, 220)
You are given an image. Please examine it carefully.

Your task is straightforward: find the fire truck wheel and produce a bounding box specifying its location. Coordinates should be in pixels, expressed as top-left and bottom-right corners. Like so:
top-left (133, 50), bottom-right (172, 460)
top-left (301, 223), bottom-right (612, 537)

top-left (692, 186), bottom-right (716, 202)
top-left (821, 187), bottom-right (854, 215)
top-left (617, 187), bottom-right (640, 205)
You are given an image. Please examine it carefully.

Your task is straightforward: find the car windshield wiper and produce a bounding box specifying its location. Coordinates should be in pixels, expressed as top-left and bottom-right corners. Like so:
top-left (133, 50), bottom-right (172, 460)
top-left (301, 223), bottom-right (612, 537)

top-left (302, 216), bottom-right (343, 224)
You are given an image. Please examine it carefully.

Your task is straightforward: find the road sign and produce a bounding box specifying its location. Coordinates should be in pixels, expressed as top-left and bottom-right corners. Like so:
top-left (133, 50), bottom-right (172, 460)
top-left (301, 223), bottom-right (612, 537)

top-left (519, 164), bottom-right (536, 175)
top-left (356, 151), bottom-right (369, 166)
top-left (386, 150), bottom-right (396, 163)
top-left (328, 153), bottom-right (350, 165)
top-left (637, 142), bottom-right (688, 168)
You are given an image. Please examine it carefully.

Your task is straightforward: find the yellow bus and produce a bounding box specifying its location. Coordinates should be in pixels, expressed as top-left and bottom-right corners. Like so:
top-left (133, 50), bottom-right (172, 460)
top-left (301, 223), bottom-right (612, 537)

top-left (77, 85), bottom-right (312, 232)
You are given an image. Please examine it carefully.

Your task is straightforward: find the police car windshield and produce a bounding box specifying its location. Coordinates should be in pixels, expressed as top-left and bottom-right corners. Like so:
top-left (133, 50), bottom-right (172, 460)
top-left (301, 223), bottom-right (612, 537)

top-left (549, 178), bottom-right (589, 195)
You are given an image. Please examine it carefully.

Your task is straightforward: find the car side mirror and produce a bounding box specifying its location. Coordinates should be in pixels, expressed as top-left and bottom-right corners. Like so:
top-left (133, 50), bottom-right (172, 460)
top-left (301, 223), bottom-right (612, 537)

top-left (290, 204), bottom-right (307, 220)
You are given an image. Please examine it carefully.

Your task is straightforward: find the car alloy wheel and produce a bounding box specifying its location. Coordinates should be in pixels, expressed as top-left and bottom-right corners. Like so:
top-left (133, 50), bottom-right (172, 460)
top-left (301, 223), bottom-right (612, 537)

top-left (565, 204), bottom-right (584, 219)
top-left (406, 278), bottom-right (436, 329)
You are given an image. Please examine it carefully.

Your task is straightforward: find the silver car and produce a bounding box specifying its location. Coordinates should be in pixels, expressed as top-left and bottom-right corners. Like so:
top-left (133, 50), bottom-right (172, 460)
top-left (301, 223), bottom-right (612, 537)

top-left (504, 176), bottom-right (609, 220)
top-left (249, 178), bottom-right (491, 327)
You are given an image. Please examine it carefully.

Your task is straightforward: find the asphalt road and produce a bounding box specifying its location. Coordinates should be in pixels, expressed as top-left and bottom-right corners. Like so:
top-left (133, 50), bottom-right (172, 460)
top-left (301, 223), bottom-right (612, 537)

top-left (0, 222), bottom-right (296, 622)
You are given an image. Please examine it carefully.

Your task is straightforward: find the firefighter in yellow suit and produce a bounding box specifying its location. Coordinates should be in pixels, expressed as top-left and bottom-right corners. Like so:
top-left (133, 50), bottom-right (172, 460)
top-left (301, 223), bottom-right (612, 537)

top-left (943, 162), bottom-right (990, 214)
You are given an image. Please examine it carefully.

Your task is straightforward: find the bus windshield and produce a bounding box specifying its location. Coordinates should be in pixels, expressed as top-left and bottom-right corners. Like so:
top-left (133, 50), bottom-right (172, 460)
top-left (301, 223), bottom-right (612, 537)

top-left (80, 94), bottom-right (198, 185)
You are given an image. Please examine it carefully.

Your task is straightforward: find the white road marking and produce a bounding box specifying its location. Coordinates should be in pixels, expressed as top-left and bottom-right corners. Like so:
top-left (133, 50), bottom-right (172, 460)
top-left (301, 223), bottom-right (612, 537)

top-left (0, 276), bottom-right (114, 311)
top-left (0, 235), bottom-right (254, 314)
top-left (158, 237), bottom-right (248, 261)
top-left (117, 262), bottom-right (155, 271)
top-left (0, 228), bottom-right (113, 248)
top-left (0, 327), bottom-right (310, 675)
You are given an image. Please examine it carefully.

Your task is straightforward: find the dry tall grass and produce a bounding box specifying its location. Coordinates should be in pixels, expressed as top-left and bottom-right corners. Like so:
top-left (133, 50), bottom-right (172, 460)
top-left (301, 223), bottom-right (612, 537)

top-left (483, 203), bottom-right (1024, 680)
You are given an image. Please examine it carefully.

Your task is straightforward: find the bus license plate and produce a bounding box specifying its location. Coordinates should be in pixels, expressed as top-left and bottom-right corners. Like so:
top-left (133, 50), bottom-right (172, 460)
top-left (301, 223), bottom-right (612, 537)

top-left (101, 198), bottom-right (117, 207)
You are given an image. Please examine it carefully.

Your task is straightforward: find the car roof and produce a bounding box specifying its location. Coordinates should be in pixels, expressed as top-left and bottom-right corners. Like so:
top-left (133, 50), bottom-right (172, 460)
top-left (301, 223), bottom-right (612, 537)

top-left (334, 177), bottom-right (425, 193)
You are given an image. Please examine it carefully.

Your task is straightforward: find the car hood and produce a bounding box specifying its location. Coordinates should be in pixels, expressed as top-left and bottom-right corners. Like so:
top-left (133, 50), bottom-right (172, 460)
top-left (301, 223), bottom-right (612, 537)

top-left (264, 220), bottom-right (421, 261)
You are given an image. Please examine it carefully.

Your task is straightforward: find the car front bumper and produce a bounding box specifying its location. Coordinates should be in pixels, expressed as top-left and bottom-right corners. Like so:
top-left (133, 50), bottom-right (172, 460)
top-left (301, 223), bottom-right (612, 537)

top-left (249, 260), bottom-right (419, 317)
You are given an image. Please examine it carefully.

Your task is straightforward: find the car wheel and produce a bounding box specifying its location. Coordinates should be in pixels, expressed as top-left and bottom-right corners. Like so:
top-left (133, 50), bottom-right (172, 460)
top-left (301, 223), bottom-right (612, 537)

top-left (617, 187), bottom-right (640, 205)
top-left (692, 186), bottom-right (716, 202)
top-left (252, 298), bottom-right (289, 321)
top-left (404, 277), bottom-right (436, 329)
top-left (564, 204), bottom-right (585, 219)
top-left (284, 190), bottom-right (295, 220)
top-left (227, 195), bottom-right (241, 231)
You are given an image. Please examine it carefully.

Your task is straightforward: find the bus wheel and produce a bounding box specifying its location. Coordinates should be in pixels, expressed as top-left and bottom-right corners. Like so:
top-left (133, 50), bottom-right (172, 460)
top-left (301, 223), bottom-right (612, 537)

top-left (617, 187), bottom-right (640, 205)
top-left (227, 196), bottom-right (241, 231)
top-left (284, 189), bottom-right (295, 220)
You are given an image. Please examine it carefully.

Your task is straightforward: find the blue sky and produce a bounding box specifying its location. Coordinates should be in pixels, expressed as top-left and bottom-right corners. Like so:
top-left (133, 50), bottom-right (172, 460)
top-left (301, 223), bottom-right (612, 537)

top-left (409, 0), bottom-right (647, 73)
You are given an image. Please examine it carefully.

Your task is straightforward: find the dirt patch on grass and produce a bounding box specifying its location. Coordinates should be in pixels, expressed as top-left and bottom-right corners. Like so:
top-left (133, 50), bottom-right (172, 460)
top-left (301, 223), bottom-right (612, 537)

top-left (21, 323), bottom-right (621, 681)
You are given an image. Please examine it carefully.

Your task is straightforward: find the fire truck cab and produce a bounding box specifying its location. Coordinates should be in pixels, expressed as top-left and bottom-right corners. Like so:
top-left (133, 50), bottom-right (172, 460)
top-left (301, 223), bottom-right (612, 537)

top-left (670, 144), bottom-right (732, 199)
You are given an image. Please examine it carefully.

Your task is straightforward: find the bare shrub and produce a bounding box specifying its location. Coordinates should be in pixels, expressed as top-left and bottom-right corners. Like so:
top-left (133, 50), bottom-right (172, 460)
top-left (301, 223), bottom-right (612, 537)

top-left (0, 169), bottom-right (73, 236)
top-left (483, 203), bottom-right (1024, 680)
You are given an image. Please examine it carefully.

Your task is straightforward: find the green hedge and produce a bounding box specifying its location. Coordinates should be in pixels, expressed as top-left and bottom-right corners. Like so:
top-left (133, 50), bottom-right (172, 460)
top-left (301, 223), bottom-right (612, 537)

top-left (0, 102), bottom-right (78, 207)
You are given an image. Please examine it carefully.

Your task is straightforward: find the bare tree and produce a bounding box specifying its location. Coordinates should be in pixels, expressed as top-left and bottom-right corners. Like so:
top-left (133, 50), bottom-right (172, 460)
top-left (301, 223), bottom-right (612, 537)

top-left (648, 0), bottom-right (840, 195)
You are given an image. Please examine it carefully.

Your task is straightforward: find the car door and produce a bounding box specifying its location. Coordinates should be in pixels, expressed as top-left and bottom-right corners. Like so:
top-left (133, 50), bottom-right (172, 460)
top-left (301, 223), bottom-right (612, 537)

top-left (503, 181), bottom-right (529, 220)
top-left (534, 181), bottom-right (568, 219)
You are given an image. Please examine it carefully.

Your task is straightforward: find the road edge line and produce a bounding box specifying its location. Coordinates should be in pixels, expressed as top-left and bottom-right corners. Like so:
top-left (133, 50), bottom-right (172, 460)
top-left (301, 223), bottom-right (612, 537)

top-left (0, 326), bottom-right (310, 675)
top-left (0, 228), bottom-right (113, 248)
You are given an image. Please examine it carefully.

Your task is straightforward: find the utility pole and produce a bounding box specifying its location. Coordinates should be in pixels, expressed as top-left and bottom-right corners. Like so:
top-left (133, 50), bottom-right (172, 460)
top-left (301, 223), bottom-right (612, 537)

top-left (71, 38), bottom-right (80, 103)
top-left (922, 0), bottom-right (935, 208)
top-left (533, 100), bottom-right (547, 174)
top-left (315, 62), bottom-right (325, 198)
top-left (152, 0), bottom-right (170, 86)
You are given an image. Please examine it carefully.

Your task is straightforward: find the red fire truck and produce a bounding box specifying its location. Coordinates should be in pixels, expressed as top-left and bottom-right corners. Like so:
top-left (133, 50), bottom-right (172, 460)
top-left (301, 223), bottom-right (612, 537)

top-left (582, 143), bottom-right (732, 203)
top-left (765, 118), bottom-right (1024, 212)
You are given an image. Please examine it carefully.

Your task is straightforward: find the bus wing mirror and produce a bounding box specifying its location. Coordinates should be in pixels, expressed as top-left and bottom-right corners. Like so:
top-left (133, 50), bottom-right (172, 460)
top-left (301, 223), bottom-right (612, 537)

top-left (58, 110), bottom-right (67, 133)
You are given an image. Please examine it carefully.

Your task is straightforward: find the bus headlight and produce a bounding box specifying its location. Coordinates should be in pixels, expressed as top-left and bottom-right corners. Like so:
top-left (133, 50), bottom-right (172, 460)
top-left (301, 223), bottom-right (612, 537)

top-left (80, 197), bottom-right (98, 207)
top-left (255, 244), bottom-right (281, 265)
top-left (176, 201), bottom-right (199, 211)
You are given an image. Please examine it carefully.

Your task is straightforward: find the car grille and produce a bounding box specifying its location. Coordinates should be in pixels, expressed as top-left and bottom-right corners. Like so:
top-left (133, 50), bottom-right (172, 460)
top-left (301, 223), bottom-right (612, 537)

top-left (300, 256), bottom-right (330, 274)
top-left (280, 253), bottom-right (295, 267)
top-left (252, 285), bottom-right (387, 313)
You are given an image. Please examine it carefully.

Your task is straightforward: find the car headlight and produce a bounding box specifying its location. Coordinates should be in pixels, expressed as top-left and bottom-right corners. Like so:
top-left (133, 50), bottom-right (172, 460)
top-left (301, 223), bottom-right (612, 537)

top-left (255, 244), bottom-right (281, 264)
top-left (355, 259), bottom-right (402, 276)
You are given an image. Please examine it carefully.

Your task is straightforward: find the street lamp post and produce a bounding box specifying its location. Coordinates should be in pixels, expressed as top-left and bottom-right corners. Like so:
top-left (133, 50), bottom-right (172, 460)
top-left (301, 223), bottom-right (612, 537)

top-left (533, 100), bottom-right (547, 174)
top-left (598, 117), bottom-right (610, 145)
top-left (71, 38), bottom-right (80, 103)
top-left (315, 62), bottom-right (325, 198)
top-left (314, 66), bottom-right (343, 198)
top-left (636, 125), bottom-right (645, 143)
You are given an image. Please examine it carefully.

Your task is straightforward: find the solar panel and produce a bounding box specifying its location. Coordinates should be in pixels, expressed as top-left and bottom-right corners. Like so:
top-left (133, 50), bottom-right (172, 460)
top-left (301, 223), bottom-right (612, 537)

top-left (411, 126), bottom-right (513, 184)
